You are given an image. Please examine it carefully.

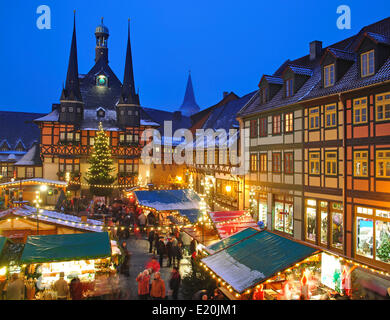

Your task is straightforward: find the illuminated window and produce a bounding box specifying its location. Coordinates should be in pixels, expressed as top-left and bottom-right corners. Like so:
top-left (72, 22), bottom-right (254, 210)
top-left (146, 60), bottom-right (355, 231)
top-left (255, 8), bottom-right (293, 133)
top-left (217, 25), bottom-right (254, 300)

top-left (376, 92), bottom-right (390, 121)
top-left (361, 50), bottom-right (375, 77)
top-left (325, 104), bottom-right (337, 128)
top-left (272, 153), bottom-right (281, 173)
top-left (272, 115), bottom-right (281, 135)
top-left (325, 151), bottom-right (337, 176)
top-left (353, 97), bottom-right (368, 124)
top-left (26, 167), bottom-right (34, 178)
top-left (354, 151), bottom-right (368, 177)
top-left (274, 195), bottom-right (293, 235)
top-left (309, 152), bottom-right (320, 175)
top-left (284, 152), bottom-right (294, 174)
top-left (324, 64), bottom-right (335, 87)
top-left (376, 150), bottom-right (390, 178)
top-left (284, 112), bottom-right (293, 133)
top-left (250, 154), bottom-right (258, 172)
top-left (259, 153), bottom-right (267, 172)
top-left (306, 199), bottom-right (317, 242)
top-left (309, 107), bottom-right (320, 129)
top-left (285, 78), bottom-right (293, 97)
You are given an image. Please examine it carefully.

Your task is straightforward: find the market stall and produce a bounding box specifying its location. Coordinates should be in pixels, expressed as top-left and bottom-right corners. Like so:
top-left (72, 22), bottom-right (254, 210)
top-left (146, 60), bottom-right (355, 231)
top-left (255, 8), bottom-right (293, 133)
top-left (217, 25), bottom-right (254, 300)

top-left (208, 211), bottom-right (259, 239)
top-left (133, 189), bottom-right (201, 229)
top-left (20, 232), bottom-right (114, 299)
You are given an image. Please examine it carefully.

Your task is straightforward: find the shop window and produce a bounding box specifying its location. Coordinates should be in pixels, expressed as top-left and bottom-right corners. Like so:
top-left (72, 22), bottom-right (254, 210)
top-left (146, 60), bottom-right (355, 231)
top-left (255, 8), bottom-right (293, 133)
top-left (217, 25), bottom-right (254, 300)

top-left (284, 112), bottom-right (293, 133)
top-left (309, 107), bottom-right (320, 130)
top-left (272, 115), bottom-right (281, 135)
top-left (356, 206), bottom-right (390, 264)
top-left (259, 117), bottom-right (268, 137)
top-left (259, 154), bottom-right (267, 173)
top-left (306, 199), bottom-right (317, 242)
top-left (284, 152), bottom-right (294, 174)
top-left (320, 201), bottom-right (328, 246)
top-left (325, 104), bottom-right (337, 128)
top-left (250, 154), bottom-right (258, 172)
top-left (258, 193), bottom-right (268, 226)
top-left (353, 98), bottom-right (368, 124)
top-left (274, 195), bottom-right (293, 235)
top-left (361, 50), bottom-right (375, 77)
top-left (376, 150), bottom-right (390, 178)
top-left (272, 153), bottom-right (281, 173)
top-left (324, 64), bottom-right (335, 88)
top-left (354, 151), bottom-right (368, 177)
top-left (309, 152), bottom-right (320, 175)
top-left (325, 151), bottom-right (337, 176)
top-left (250, 120), bottom-right (258, 138)
top-left (376, 92), bottom-right (390, 121)
top-left (331, 203), bottom-right (343, 250)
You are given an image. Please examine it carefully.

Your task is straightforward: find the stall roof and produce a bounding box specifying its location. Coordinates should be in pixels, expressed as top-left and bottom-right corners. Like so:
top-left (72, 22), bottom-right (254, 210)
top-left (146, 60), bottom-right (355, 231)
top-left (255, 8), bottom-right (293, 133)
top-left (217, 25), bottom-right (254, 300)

top-left (208, 211), bottom-right (259, 239)
top-left (134, 189), bottom-right (200, 211)
top-left (201, 230), bottom-right (319, 293)
top-left (177, 209), bottom-right (201, 223)
top-left (206, 227), bottom-right (260, 254)
top-left (20, 232), bottom-right (111, 264)
top-left (0, 236), bottom-right (8, 256)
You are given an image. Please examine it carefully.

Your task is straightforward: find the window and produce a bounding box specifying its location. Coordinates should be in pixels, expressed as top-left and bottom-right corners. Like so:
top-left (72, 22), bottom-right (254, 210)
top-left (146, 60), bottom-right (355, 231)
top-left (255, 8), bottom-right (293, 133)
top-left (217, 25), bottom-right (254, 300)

top-left (376, 92), bottom-right (390, 121)
top-left (325, 151), bottom-right (337, 176)
top-left (59, 132), bottom-right (66, 142)
top-left (259, 154), bottom-right (267, 172)
top-left (250, 154), bottom-right (258, 172)
top-left (250, 120), bottom-right (258, 138)
top-left (354, 151), bottom-right (368, 177)
top-left (376, 150), bottom-right (390, 178)
top-left (272, 153), bottom-right (281, 173)
top-left (353, 98), bottom-right (368, 124)
top-left (309, 152), bottom-right (320, 175)
top-left (324, 64), bottom-right (335, 87)
top-left (285, 78), bottom-right (293, 97)
top-left (68, 107), bottom-right (73, 112)
top-left (119, 134), bottom-right (125, 142)
top-left (309, 107), bottom-right (320, 129)
top-left (356, 206), bottom-right (390, 264)
top-left (331, 202), bottom-right (343, 249)
top-left (284, 152), bottom-right (294, 174)
top-left (67, 132), bottom-right (73, 141)
top-left (274, 195), bottom-right (294, 235)
top-left (261, 87), bottom-right (268, 104)
top-left (325, 104), bottom-right (337, 128)
top-left (97, 109), bottom-right (105, 118)
top-left (76, 107), bottom-right (81, 113)
top-left (284, 112), bottom-right (293, 133)
top-left (61, 107), bottom-right (66, 113)
top-left (259, 117), bottom-right (268, 137)
top-left (26, 167), bottom-right (34, 178)
top-left (361, 50), bottom-right (375, 77)
top-left (272, 115), bottom-right (281, 135)
top-left (90, 137), bottom-right (95, 146)
top-left (306, 199), bottom-right (317, 242)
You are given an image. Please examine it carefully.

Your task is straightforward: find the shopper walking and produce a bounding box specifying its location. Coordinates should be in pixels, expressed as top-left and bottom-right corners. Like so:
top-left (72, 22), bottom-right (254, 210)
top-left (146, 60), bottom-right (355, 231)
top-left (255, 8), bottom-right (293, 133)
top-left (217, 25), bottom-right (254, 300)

top-left (150, 272), bottom-right (166, 300)
top-left (148, 229), bottom-right (155, 254)
top-left (169, 267), bottom-right (181, 300)
top-left (175, 242), bottom-right (183, 269)
top-left (157, 237), bottom-right (166, 267)
top-left (136, 270), bottom-right (150, 300)
top-left (166, 238), bottom-right (174, 267)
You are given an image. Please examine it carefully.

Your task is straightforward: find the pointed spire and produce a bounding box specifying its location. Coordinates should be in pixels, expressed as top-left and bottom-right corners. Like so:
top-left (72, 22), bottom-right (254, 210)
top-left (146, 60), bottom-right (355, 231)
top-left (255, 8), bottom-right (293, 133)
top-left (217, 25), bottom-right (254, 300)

top-left (119, 19), bottom-right (139, 105)
top-left (179, 71), bottom-right (200, 117)
top-left (61, 11), bottom-right (82, 101)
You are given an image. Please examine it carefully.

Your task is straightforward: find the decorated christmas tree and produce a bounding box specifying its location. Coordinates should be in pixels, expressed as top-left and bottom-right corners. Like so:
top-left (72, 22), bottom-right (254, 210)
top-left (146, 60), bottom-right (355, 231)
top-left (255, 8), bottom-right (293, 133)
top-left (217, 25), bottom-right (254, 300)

top-left (85, 122), bottom-right (116, 196)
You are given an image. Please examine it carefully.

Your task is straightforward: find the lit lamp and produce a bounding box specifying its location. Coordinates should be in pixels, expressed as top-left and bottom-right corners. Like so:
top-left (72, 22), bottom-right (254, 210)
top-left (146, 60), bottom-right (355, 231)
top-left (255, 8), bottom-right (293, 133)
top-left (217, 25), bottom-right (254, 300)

top-left (225, 185), bottom-right (232, 193)
top-left (176, 176), bottom-right (182, 183)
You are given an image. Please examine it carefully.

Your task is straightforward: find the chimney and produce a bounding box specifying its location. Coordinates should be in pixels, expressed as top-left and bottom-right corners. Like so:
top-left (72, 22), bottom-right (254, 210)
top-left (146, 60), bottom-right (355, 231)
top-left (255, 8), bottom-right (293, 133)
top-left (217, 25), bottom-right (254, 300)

top-left (223, 91), bottom-right (229, 99)
top-left (310, 40), bottom-right (322, 61)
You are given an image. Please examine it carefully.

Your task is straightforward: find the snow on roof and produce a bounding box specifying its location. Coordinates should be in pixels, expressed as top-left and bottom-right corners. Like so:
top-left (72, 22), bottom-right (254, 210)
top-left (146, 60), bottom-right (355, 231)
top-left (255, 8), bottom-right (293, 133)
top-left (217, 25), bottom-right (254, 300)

top-left (34, 109), bottom-right (59, 122)
top-left (1, 206), bottom-right (103, 232)
top-left (15, 144), bottom-right (39, 166)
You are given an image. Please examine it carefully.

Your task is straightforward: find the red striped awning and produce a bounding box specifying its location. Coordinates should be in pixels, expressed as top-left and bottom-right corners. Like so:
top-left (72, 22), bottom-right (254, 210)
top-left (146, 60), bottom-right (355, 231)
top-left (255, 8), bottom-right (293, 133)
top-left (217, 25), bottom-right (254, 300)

top-left (209, 211), bottom-right (259, 239)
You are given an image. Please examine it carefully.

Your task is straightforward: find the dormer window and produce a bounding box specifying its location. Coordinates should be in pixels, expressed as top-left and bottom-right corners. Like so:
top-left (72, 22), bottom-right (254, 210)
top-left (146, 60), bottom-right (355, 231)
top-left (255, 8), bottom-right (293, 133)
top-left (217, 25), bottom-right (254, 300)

top-left (0, 141), bottom-right (10, 152)
top-left (324, 64), bottom-right (335, 87)
top-left (96, 75), bottom-right (108, 87)
top-left (260, 87), bottom-right (268, 104)
top-left (97, 107), bottom-right (105, 118)
top-left (285, 78), bottom-right (293, 97)
top-left (361, 50), bottom-right (375, 77)
top-left (68, 107), bottom-right (73, 112)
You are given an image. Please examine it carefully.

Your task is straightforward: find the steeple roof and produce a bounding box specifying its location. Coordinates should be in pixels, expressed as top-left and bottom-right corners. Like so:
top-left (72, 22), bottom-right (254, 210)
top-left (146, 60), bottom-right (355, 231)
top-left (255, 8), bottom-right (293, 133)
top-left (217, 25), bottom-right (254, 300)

top-left (61, 12), bottom-right (82, 102)
top-left (179, 72), bottom-right (200, 117)
top-left (119, 19), bottom-right (139, 105)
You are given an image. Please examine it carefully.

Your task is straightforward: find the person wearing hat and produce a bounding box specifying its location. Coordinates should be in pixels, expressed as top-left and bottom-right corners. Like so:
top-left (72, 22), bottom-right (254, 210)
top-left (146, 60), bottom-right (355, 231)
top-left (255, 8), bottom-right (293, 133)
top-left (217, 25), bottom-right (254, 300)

top-left (150, 272), bottom-right (166, 300)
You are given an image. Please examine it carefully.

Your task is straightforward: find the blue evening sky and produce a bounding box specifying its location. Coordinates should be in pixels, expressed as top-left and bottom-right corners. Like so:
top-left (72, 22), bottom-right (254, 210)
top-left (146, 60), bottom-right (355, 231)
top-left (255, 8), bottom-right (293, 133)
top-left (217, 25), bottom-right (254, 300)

top-left (0, 0), bottom-right (389, 114)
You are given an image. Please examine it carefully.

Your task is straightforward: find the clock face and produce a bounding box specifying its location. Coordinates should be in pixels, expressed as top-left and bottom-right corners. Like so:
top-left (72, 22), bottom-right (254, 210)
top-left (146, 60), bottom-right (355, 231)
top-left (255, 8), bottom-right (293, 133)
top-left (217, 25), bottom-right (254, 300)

top-left (97, 75), bottom-right (107, 86)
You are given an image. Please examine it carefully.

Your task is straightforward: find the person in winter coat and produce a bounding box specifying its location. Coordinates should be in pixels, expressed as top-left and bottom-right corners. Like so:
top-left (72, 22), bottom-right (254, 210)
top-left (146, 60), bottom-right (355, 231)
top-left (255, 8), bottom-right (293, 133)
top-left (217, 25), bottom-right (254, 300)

top-left (138, 212), bottom-right (146, 233)
top-left (166, 238), bottom-right (174, 267)
top-left (174, 242), bottom-right (183, 268)
top-left (70, 277), bottom-right (83, 300)
top-left (136, 270), bottom-right (150, 300)
top-left (153, 233), bottom-right (160, 255)
top-left (169, 267), bottom-right (181, 300)
top-left (150, 272), bottom-right (166, 300)
top-left (148, 229), bottom-right (155, 253)
top-left (6, 273), bottom-right (25, 300)
top-left (190, 238), bottom-right (198, 256)
top-left (147, 212), bottom-right (156, 226)
top-left (157, 237), bottom-right (166, 267)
